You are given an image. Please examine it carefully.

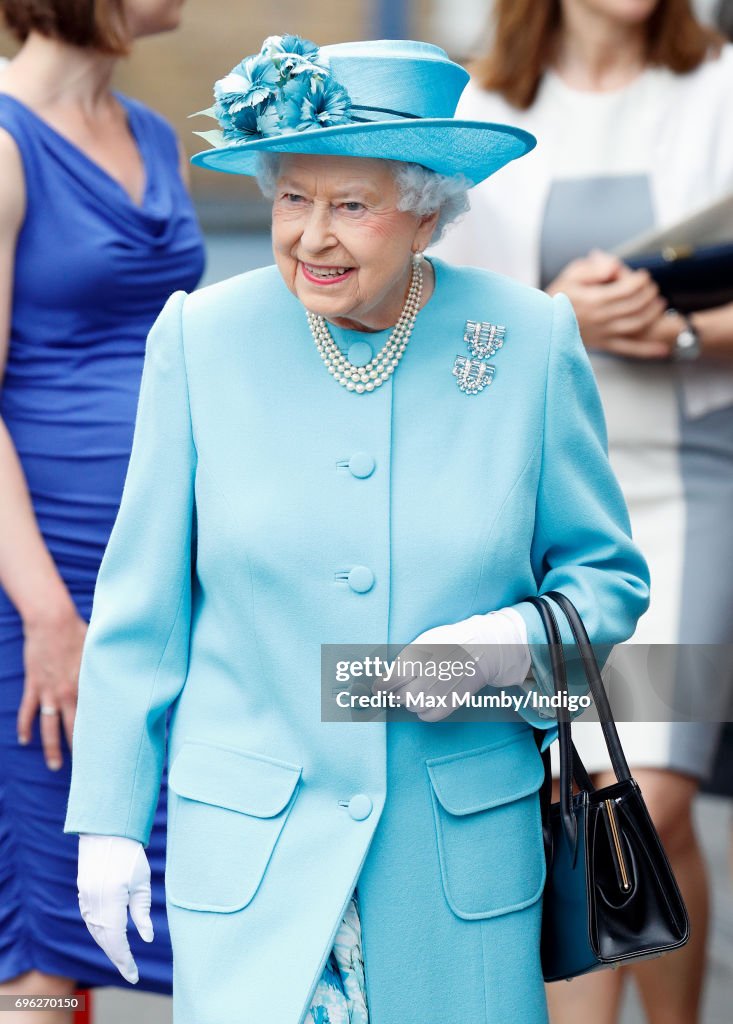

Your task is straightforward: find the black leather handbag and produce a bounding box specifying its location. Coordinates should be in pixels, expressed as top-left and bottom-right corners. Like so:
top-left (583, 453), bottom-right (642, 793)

top-left (527, 591), bottom-right (690, 982)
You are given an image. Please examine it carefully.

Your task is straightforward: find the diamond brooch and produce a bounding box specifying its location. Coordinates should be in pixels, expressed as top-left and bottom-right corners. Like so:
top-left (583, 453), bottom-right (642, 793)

top-left (452, 356), bottom-right (496, 394)
top-left (464, 320), bottom-right (505, 358)
top-left (452, 320), bottom-right (506, 394)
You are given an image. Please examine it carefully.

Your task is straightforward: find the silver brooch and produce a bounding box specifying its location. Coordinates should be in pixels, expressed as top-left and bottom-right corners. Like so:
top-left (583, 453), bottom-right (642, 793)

top-left (464, 320), bottom-right (505, 359)
top-left (453, 320), bottom-right (506, 394)
top-left (452, 356), bottom-right (496, 394)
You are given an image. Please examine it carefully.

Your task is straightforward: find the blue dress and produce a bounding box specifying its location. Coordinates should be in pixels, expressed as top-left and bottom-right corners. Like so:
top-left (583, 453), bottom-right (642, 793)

top-left (0, 92), bottom-right (204, 991)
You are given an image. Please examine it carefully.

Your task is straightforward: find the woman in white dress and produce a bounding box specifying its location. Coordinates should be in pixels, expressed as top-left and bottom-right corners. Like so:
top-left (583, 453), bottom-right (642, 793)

top-left (435, 1), bottom-right (733, 1022)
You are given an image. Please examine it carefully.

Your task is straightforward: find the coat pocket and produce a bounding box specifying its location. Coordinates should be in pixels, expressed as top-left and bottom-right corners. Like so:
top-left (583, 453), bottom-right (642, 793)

top-left (426, 730), bottom-right (546, 920)
top-left (166, 740), bottom-right (302, 913)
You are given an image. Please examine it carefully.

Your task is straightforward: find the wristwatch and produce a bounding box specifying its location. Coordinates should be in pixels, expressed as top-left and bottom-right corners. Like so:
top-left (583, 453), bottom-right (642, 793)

top-left (670, 310), bottom-right (702, 362)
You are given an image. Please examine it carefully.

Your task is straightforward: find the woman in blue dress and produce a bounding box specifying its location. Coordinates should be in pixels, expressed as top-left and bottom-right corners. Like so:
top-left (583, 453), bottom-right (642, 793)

top-left (0, 0), bottom-right (204, 1018)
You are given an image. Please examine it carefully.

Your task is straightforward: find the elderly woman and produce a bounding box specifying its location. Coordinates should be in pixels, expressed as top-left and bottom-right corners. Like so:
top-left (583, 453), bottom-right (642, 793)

top-left (64, 37), bottom-right (649, 1024)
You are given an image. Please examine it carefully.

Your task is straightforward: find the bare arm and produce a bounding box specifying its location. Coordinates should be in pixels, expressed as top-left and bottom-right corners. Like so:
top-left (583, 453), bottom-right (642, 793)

top-left (0, 127), bottom-right (86, 766)
top-left (602, 295), bottom-right (733, 361)
top-left (588, 296), bottom-right (733, 362)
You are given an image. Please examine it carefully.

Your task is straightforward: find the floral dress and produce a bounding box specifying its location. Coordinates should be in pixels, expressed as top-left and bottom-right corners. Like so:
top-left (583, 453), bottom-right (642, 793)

top-left (307, 890), bottom-right (369, 1023)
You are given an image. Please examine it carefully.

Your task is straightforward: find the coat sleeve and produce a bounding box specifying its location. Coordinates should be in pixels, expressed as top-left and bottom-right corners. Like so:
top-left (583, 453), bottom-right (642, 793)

top-left (508, 292), bottom-right (650, 741)
top-left (64, 291), bottom-right (195, 846)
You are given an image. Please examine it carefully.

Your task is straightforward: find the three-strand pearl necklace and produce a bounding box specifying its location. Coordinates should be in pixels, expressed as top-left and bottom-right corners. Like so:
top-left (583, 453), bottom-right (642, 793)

top-left (305, 256), bottom-right (424, 393)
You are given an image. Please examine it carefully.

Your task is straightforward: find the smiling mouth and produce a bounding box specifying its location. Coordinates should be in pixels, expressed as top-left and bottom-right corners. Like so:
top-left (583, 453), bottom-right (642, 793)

top-left (300, 262), bottom-right (355, 285)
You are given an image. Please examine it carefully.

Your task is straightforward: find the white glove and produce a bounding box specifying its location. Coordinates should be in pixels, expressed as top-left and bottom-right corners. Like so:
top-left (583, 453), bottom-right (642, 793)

top-left (375, 607), bottom-right (531, 722)
top-left (77, 834), bottom-right (154, 984)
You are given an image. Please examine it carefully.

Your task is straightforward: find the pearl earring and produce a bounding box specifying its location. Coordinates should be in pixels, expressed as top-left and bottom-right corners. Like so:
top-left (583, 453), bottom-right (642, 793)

top-left (412, 250), bottom-right (425, 266)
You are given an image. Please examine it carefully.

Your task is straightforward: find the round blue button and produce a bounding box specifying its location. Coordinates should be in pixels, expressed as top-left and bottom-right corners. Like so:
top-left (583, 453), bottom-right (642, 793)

top-left (348, 794), bottom-right (373, 821)
top-left (347, 565), bottom-right (375, 594)
top-left (347, 341), bottom-right (373, 367)
top-left (348, 453), bottom-right (376, 479)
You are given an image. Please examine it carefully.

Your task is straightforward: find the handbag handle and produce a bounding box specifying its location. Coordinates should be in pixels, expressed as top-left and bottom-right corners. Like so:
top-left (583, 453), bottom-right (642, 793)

top-left (526, 596), bottom-right (580, 858)
top-left (544, 591), bottom-right (632, 784)
top-left (526, 593), bottom-right (631, 860)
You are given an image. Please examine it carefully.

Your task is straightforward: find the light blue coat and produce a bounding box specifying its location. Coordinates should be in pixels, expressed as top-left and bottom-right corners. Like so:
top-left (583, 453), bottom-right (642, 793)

top-left (64, 258), bottom-right (649, 1024)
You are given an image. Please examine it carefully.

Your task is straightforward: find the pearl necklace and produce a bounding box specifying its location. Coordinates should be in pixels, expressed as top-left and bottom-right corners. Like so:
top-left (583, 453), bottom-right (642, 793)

top-left (305, 256), bottom-right (424, 393)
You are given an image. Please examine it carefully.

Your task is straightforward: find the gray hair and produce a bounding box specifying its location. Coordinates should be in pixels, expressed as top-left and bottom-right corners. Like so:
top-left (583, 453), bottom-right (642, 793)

top-left (255, 152), bottom-right (470, 245)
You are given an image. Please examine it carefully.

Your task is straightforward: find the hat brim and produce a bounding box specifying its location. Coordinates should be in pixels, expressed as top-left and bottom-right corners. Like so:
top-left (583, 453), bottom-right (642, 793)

top-left (190, 118), bottom-right (536, 185)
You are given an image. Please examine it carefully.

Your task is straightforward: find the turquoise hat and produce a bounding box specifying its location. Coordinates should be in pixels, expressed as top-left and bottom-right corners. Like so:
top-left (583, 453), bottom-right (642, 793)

top-left (190, 36), bottom-right (536, 185)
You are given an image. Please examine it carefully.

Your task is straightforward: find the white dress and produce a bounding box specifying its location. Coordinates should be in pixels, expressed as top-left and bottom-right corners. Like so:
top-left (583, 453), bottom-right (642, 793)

top-left (435, 60), bottom-right (733, 777)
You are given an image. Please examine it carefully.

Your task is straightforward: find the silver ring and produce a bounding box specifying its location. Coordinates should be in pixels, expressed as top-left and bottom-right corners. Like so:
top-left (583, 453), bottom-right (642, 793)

top-left (40, 705), bottom-right (59, 716)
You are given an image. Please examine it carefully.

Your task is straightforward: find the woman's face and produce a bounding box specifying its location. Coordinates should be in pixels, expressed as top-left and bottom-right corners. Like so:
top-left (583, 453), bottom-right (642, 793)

top-left (271, 154), bottom-right (438, 331)
top-left (562, 0), bottom-right (659, 25)
top-left (121, 0), bottom-right (186, 39)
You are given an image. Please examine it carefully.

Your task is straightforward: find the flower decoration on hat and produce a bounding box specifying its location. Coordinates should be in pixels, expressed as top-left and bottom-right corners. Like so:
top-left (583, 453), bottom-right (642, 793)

top-left (191, 34), bottom-right (353, 148)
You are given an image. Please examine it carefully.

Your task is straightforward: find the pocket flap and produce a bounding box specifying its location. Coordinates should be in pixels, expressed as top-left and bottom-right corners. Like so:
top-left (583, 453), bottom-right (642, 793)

top-left (426, 730), bottom-right (544, 816)
top-left (169, 741), bottom-right (302, 818)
